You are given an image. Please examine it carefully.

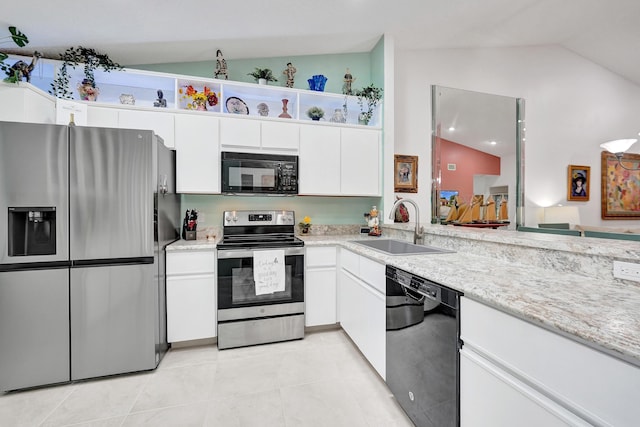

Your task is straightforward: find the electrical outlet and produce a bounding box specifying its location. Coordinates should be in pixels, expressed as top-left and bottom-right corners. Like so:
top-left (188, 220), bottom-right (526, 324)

top-left (613, 261), bottom-right (640, 282)
top-left (198, 213), bottom-right (205, 224)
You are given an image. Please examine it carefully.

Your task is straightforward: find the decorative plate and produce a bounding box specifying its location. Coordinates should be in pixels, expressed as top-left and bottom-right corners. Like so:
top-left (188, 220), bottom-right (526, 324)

top-left (226, 96), bottom-right (249, 115)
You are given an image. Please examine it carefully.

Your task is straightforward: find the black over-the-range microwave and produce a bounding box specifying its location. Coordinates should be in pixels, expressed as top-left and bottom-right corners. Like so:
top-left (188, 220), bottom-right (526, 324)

top-left (221, 151), bottom-right (298, 195)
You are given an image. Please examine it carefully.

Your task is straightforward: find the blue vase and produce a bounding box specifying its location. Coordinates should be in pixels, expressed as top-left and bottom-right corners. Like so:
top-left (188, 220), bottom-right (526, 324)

top-left (308, 75), bottom-right (328, 91)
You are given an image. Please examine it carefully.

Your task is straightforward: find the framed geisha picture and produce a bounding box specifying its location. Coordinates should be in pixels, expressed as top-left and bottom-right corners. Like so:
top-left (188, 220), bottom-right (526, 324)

top-left (567, 165), bottom-right (590, 201)
top-left (394, 155), bottom-right (418, 193)
top-left (601, 152), bottom-right (640, 219)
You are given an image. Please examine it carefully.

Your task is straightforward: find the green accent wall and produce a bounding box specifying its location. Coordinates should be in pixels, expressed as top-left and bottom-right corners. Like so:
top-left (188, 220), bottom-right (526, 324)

top-left (128, 52), bottom-right (375, 95)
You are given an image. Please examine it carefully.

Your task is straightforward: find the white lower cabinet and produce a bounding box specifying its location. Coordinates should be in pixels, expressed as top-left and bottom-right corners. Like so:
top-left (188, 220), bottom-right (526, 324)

top-left (338, 249), bottom-right (386, 378)
top-left (166, 250), bottom-right (216, 343)
top-left (305, 246), bottom-right (337, 327)
top-left (460, 297), bottom-right (640, 427)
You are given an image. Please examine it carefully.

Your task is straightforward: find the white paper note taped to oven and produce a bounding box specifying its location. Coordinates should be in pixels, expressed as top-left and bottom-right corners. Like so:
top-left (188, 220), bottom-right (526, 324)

top-left (253, 249), bottom-right (285, 295)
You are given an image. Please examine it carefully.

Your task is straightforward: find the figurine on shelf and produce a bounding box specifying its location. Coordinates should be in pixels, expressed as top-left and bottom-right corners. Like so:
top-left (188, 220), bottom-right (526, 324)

top-left (283, 62), bottom-right (297, 88)
top-left (214, 49), bottom-right (228, 80)
top-left (153, 90), bottom-right (167, 107)
top-left (257, 102), bottom-right (269, 117)
top-left (343, 68), bottom-right (356, 95)
top-left (368, 206), bottom-right (382, 236)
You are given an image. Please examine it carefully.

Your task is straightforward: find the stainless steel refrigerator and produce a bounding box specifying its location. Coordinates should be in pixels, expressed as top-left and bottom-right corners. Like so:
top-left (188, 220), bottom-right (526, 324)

top-left (0, 121), bottom-right (179, 391)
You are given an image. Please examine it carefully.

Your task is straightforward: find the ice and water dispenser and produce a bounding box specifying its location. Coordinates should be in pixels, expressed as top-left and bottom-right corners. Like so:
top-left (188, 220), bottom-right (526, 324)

top-left (8, 207), bottom-right (57, 256)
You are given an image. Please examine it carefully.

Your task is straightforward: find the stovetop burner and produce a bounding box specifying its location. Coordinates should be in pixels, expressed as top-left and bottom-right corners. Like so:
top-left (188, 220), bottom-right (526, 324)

top-left (218, 210), bottom-right (304, 250)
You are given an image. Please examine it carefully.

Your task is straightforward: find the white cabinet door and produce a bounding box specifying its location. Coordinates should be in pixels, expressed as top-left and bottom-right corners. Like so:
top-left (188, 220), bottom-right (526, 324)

top-left (166, 274), bottom-right (216, 342)
top-left (174, 114), bottom-right (220, 193)
top-left (118, 109), bottom-right (175, 148)
top-left (299, 125), bottom-right (340, 195)
top-left (339, 268), bottom-right (386, 378)
top-left (338, 249), bottom-right (386, 378)
top-left (261, 121), bottom-right (299, 151)
top-left (166, 250), bottom-right (216, 343)
top-left (340, 128), bottom-right (380, 196)
top-left (0, 84), bottom-right (55, 124)
top-left (461, 297), bottom-right (640, 426)
top-left (305, 246), bottom-right (337, 327)
top-left (219, 117), bottom-right (261, 148)
top-left (305, 268), bottom-right (337, 327)
top-left (86, 106), bottom-right (119, 128)
top-left (460, 348), bottom-right (590, 427)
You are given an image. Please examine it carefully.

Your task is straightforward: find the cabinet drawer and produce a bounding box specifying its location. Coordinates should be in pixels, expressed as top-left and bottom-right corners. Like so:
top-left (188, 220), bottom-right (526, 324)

top-left (358, 256), bottom-right (386, 294)
top-left (340, 249), bottom-right (359, 275)
top-left (167, 251), bottom-right (216, 275)
top-left (306, 246), bottom-right (337, 267)
top-left (461, 297), bottom-right (640, 426)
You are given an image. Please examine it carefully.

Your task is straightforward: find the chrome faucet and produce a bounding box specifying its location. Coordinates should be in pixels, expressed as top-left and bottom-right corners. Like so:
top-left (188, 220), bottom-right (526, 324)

top-left (388, 198), bottom-right (424, 244)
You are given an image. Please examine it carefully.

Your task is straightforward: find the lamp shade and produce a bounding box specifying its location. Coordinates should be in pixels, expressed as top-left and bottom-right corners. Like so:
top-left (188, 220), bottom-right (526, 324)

top-left (600, 139), bottom-right (637, 154)
top-left (543, 206), bottom-right (581, 226)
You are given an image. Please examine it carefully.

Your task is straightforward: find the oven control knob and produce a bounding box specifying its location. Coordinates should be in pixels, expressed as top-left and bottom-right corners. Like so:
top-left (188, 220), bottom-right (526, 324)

top-left (225, 214), bottom-right (238, 223)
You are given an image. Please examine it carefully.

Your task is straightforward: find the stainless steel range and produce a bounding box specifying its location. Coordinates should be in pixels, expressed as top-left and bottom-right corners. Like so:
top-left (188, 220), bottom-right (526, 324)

top-left (217, 210), bottom-right (304, 350)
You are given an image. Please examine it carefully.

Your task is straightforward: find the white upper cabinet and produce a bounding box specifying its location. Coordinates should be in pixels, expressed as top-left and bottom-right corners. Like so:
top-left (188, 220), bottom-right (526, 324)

top-left (174, 113), bottom-right (220, 194)
top-left (0, 83), bottom-right (56, 124)
top-left (299, 125), bottom-right (341, 195)
top-left (261, 121), bottom-right (300, 151)
top-left (340, 128), bottom-right (380, 196)
top-left (219, 116), bottom-right (261, 149)
top-left (86, 106), bottom-right (119, 128)
top-left (118, 109), bottom-right (176, 148)
top-left (299, 125), bottom-right (381, 196)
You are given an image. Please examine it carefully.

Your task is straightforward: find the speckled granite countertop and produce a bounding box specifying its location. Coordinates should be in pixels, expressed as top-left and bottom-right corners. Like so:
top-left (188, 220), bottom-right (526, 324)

top-left (167, 230), bottom-right (640, 367)
top-left (300, 233), bottom-right (640, 368)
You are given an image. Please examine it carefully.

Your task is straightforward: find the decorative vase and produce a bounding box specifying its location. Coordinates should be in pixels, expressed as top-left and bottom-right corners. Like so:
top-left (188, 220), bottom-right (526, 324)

top-left (358, 113), bottom-right (370, 125)
top-left (301, 227), bottom-right (310, 234)
top-left (258, 78), bottom-right (267, 85)
top-left (311, 117), bottom-right (320, 121)
top-left (279, 99), bottom-right (292, 118)
top-left (307, 74), bottom-right (327, 91)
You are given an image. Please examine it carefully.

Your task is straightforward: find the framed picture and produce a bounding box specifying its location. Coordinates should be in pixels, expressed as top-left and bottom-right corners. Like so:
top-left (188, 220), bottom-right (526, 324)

top-left (601, 152), bottom-right (640, 219)
top-left (567, 165), bottom-right (590, 201)
top-left (394, 155), bottom-right (418, 193)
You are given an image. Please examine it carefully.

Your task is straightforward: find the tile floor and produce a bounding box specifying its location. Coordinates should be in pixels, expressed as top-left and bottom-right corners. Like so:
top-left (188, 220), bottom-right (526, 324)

top-left (0, 329), bottom-right (414, 427)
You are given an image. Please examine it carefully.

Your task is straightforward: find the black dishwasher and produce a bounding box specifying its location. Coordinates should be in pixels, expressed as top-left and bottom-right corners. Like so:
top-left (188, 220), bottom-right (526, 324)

top-left (386, 265), bottom-right (462, 427)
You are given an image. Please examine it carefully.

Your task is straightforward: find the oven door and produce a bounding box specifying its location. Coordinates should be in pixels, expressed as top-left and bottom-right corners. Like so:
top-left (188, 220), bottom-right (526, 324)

top-left (217, 246), bottom-right (304, 310)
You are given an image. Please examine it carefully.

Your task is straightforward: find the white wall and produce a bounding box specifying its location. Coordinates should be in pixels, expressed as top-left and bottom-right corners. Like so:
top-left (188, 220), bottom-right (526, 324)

top-left (395, 45), bottom-right (640, 227)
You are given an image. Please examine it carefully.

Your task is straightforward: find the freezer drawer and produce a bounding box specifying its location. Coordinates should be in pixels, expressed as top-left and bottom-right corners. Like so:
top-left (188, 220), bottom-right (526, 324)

top-left (70, 263), bottom-right (157, 380)
top-left (0, 269), bottom-right (70, 391)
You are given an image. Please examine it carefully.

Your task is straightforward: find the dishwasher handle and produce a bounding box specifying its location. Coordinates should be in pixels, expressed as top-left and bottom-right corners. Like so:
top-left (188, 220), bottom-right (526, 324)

top-left (401, 284), bottom-right (426, 303)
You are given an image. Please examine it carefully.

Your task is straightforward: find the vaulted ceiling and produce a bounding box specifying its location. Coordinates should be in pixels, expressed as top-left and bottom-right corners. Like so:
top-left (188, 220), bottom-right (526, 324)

top-left (3, 0), bottom-right (640, 85)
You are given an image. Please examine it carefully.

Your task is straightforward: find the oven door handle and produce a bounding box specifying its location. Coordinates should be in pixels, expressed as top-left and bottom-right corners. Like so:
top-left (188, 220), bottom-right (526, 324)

top-left (217, 247), bottom-right (305, 259)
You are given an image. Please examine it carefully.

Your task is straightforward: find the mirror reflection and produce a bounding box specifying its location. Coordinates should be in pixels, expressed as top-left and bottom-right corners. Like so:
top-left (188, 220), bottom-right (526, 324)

top-left (431, 86), bottom-right (524, 228)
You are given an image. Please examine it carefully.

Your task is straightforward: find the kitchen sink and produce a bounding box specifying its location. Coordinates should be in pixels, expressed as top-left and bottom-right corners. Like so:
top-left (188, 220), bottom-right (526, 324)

top-left (351, 239), bottom-right (454, 255)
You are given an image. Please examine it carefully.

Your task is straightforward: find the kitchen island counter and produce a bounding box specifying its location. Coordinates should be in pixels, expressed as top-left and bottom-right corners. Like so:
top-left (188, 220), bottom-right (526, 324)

top-left (300, 229), bottom-right (640, 368)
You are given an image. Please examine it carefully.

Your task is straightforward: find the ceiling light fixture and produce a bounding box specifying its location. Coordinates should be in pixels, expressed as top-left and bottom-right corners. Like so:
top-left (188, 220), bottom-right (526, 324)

top-left (448, 126), bottom-right (455, 131)
top-left (600, 138), bottom-right (639, 170)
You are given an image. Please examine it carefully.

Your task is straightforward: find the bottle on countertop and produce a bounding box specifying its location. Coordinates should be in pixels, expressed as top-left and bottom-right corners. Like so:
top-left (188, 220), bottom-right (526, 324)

top-left (68, 113), bottom-right (76, 127)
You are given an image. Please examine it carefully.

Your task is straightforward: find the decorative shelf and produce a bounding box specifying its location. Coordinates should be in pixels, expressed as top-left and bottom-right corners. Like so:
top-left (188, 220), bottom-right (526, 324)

top-left (6, 54), bottom-right (382, 128)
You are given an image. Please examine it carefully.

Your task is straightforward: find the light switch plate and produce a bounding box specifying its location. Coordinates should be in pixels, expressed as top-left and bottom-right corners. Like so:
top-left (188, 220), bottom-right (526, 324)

top-left (613, 261), bottom-right (640, 282)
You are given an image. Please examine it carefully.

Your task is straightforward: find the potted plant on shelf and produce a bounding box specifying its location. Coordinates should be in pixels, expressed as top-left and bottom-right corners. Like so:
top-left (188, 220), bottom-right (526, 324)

top-left (247, 67), bottom-right (277, 85)
top-left (50, 46), bottom-right (123, 100)
top-left (306, 106), bottom-right (325, 121)
top-left (354, 84), bottom-right (383, 125)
